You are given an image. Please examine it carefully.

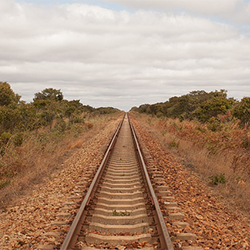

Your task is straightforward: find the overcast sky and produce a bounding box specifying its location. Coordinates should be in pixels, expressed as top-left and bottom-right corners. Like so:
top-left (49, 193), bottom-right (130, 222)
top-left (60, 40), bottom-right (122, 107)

top-left (1, 0), bottom-right (250, 110)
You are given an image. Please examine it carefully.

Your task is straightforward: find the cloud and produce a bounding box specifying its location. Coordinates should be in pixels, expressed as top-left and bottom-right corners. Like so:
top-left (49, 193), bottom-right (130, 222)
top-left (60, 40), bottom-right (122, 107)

top-left (103, 0), bottom-right (250, 24)
top-left (0, 1), bottom-right (250, 110)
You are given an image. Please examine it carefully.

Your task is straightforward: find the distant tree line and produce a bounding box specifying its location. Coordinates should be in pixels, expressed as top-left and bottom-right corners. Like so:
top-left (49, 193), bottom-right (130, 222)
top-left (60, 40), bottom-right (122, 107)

top-left (0, 82), bottom-right (118, 148)
top-left (131, 90), bottom-right (250, 127)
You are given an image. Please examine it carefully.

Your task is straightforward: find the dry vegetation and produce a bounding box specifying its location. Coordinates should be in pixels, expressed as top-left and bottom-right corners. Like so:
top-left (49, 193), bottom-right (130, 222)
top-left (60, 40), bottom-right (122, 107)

top-left (0, 81), bottom-right (123, 208)
top-left (0, 113), bottom-right (122, 249)
top-left (131, 112), bottom-right (250, 214)
top-left (131, 113), bottom-right (249, 249)
top-left (0, 112), bottom-right (122, 208)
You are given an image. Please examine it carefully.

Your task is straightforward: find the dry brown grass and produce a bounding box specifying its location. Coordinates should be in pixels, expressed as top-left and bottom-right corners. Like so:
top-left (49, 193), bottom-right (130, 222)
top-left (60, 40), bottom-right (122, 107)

top-left (0, 112), bottom-right (122, 208)
top-left (132, 112), bottom-right (250, 214)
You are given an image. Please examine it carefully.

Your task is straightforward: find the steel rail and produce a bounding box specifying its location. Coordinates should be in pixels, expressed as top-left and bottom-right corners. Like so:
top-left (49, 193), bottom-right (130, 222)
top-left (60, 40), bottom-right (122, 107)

top-left (60, 114), bottom-right (125, 250)
top-left (128, 114), bottom-right (174, 250)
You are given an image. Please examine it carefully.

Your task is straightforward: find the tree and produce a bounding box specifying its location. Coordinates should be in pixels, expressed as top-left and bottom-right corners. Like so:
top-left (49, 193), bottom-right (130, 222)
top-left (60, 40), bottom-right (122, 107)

top-left (33, 88), bottom-right (63, 102)
top-left (233, 97), bottom-right (250, 125)
top-left (0, 106), bottom-right (21, 133)
top-left (0, 82), bottom-right (20, 106)
top-left (131, 89), bottom-right (241, 124)
top-left (193, 96), bottom-right (235, 123)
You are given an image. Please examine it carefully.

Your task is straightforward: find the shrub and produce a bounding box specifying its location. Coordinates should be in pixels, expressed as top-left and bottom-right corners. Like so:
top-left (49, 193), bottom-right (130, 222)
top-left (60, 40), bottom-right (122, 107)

top-left (112, 210), bottom-right (130, 216)
top-left (70, 115), bottom-right (84, 124)
top-left (232, 97), bottom-right (250, 125)
top-left (209, 173), bottom-right (226, 186)
top-left (0, 180), bottom-right (10, 189)
top-left (54, 118), bottom-right (66, 132)
top-left (156, 112), bottom-right (163, 118)
top-left (195, 125), bottom-right (206, 133)
top-left (85, 123), bottom-right (93, 129)
top-left (207, 117), bottom-right (222, 132)
top-left (169, 139), bottom-right (179, 149)
top-left (0, 146), bottom-right (5, 156)
top-left (13, 133), bottom-right (24, 147)
top-left (193, 96), bottom-right (235, 123)
top-left (0, 132), bottom-right (12, 145)
top-left (0, 82), bottom-right (20, 106)
top-left (242, 130), bottom-right (250, 148)
top-left (33, 88), bottom-right (63, 102)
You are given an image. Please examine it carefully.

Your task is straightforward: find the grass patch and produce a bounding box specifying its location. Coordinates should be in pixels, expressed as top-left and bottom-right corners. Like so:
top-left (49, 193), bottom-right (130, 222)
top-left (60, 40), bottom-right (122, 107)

top-left (112, 210), bottom-right (130, 216)
top-left (209, 173), bottom-right (227, 186)
top-left (131, 112), bottom-right (250, 214)
top-left (0, 112), bottom-right (122, 208)
top-left (0, 180), bottom-right (10, 189)
top-left (169, 139), bottom-right (179, 149)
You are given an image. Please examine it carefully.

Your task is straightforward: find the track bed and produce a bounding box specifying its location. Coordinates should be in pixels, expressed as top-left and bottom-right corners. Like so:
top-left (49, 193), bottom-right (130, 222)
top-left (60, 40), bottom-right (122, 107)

top-left (60, 115), bottom-right (173, 249)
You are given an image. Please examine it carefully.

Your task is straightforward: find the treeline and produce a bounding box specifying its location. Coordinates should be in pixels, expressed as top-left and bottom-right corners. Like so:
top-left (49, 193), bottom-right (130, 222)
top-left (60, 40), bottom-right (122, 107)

top-left (131, 90), bottom-right (250, 129)
top-left (0, 82), bottom-right (118, 148)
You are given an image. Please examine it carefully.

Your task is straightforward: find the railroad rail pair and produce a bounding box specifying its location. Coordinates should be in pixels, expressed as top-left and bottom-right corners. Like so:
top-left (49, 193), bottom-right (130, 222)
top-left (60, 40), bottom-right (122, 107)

top-left (60, 113), bottom-right (174, 250)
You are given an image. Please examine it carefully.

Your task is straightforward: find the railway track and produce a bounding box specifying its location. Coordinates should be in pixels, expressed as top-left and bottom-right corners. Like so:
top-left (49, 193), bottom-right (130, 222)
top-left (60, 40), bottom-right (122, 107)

top-left (60, 114), bottom-right (174, 249)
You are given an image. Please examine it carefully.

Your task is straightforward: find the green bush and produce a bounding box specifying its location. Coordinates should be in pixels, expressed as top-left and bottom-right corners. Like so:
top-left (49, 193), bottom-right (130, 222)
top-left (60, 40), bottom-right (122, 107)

top-left (233, 97), bottom-right (250, 125)
top-left (0, 146), bottom-right (5, 156)
top-left (209, 173), bottom-right (226, 185)
top-left (33, 88), bottom-right (63, 102)
top-left (169, 139), bottom-right (179, 149)
top-left (0, 180), bottom-right (10, 189)
top-left (0, 82), bottom-right (20, 106)
top-left (70, 115), bottom-right (84, 124)
top-left (132, 90), bottom-right (250, 126)
top-left (242, 130), bottom-right (250, 148)
top-left (0, 83), bottom-right (119, 136)
top-left (54, 118), bottom-right (66, 132)
top-left (112, 210), bottom-right (130, 216)
top-left (193, 96), bottom-right (235, 123)
top-left (0, 132), bottom-right (12, 145)
top-left (13, 133), bottom-right (24, 147)
top-left (156, 112), bottom-right (163, 118)
top-left (207, 117), bottom-right (223, 132)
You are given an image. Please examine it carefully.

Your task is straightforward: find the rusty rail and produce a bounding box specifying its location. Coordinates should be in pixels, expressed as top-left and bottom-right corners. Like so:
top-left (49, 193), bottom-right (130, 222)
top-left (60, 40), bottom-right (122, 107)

top-left (60, 113), bottom-right (173, 249)
top-left (60, 115), bottom-right (125, 250)
top-left (128, 114), bottom-right (174, 250)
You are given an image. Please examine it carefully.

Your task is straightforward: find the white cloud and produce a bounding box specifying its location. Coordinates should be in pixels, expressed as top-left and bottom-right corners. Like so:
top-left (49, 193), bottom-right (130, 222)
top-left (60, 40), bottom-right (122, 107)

top-left (0, 1), bottom-right (250, 110)
top-left (104, 0), bottom-right (250, 24)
